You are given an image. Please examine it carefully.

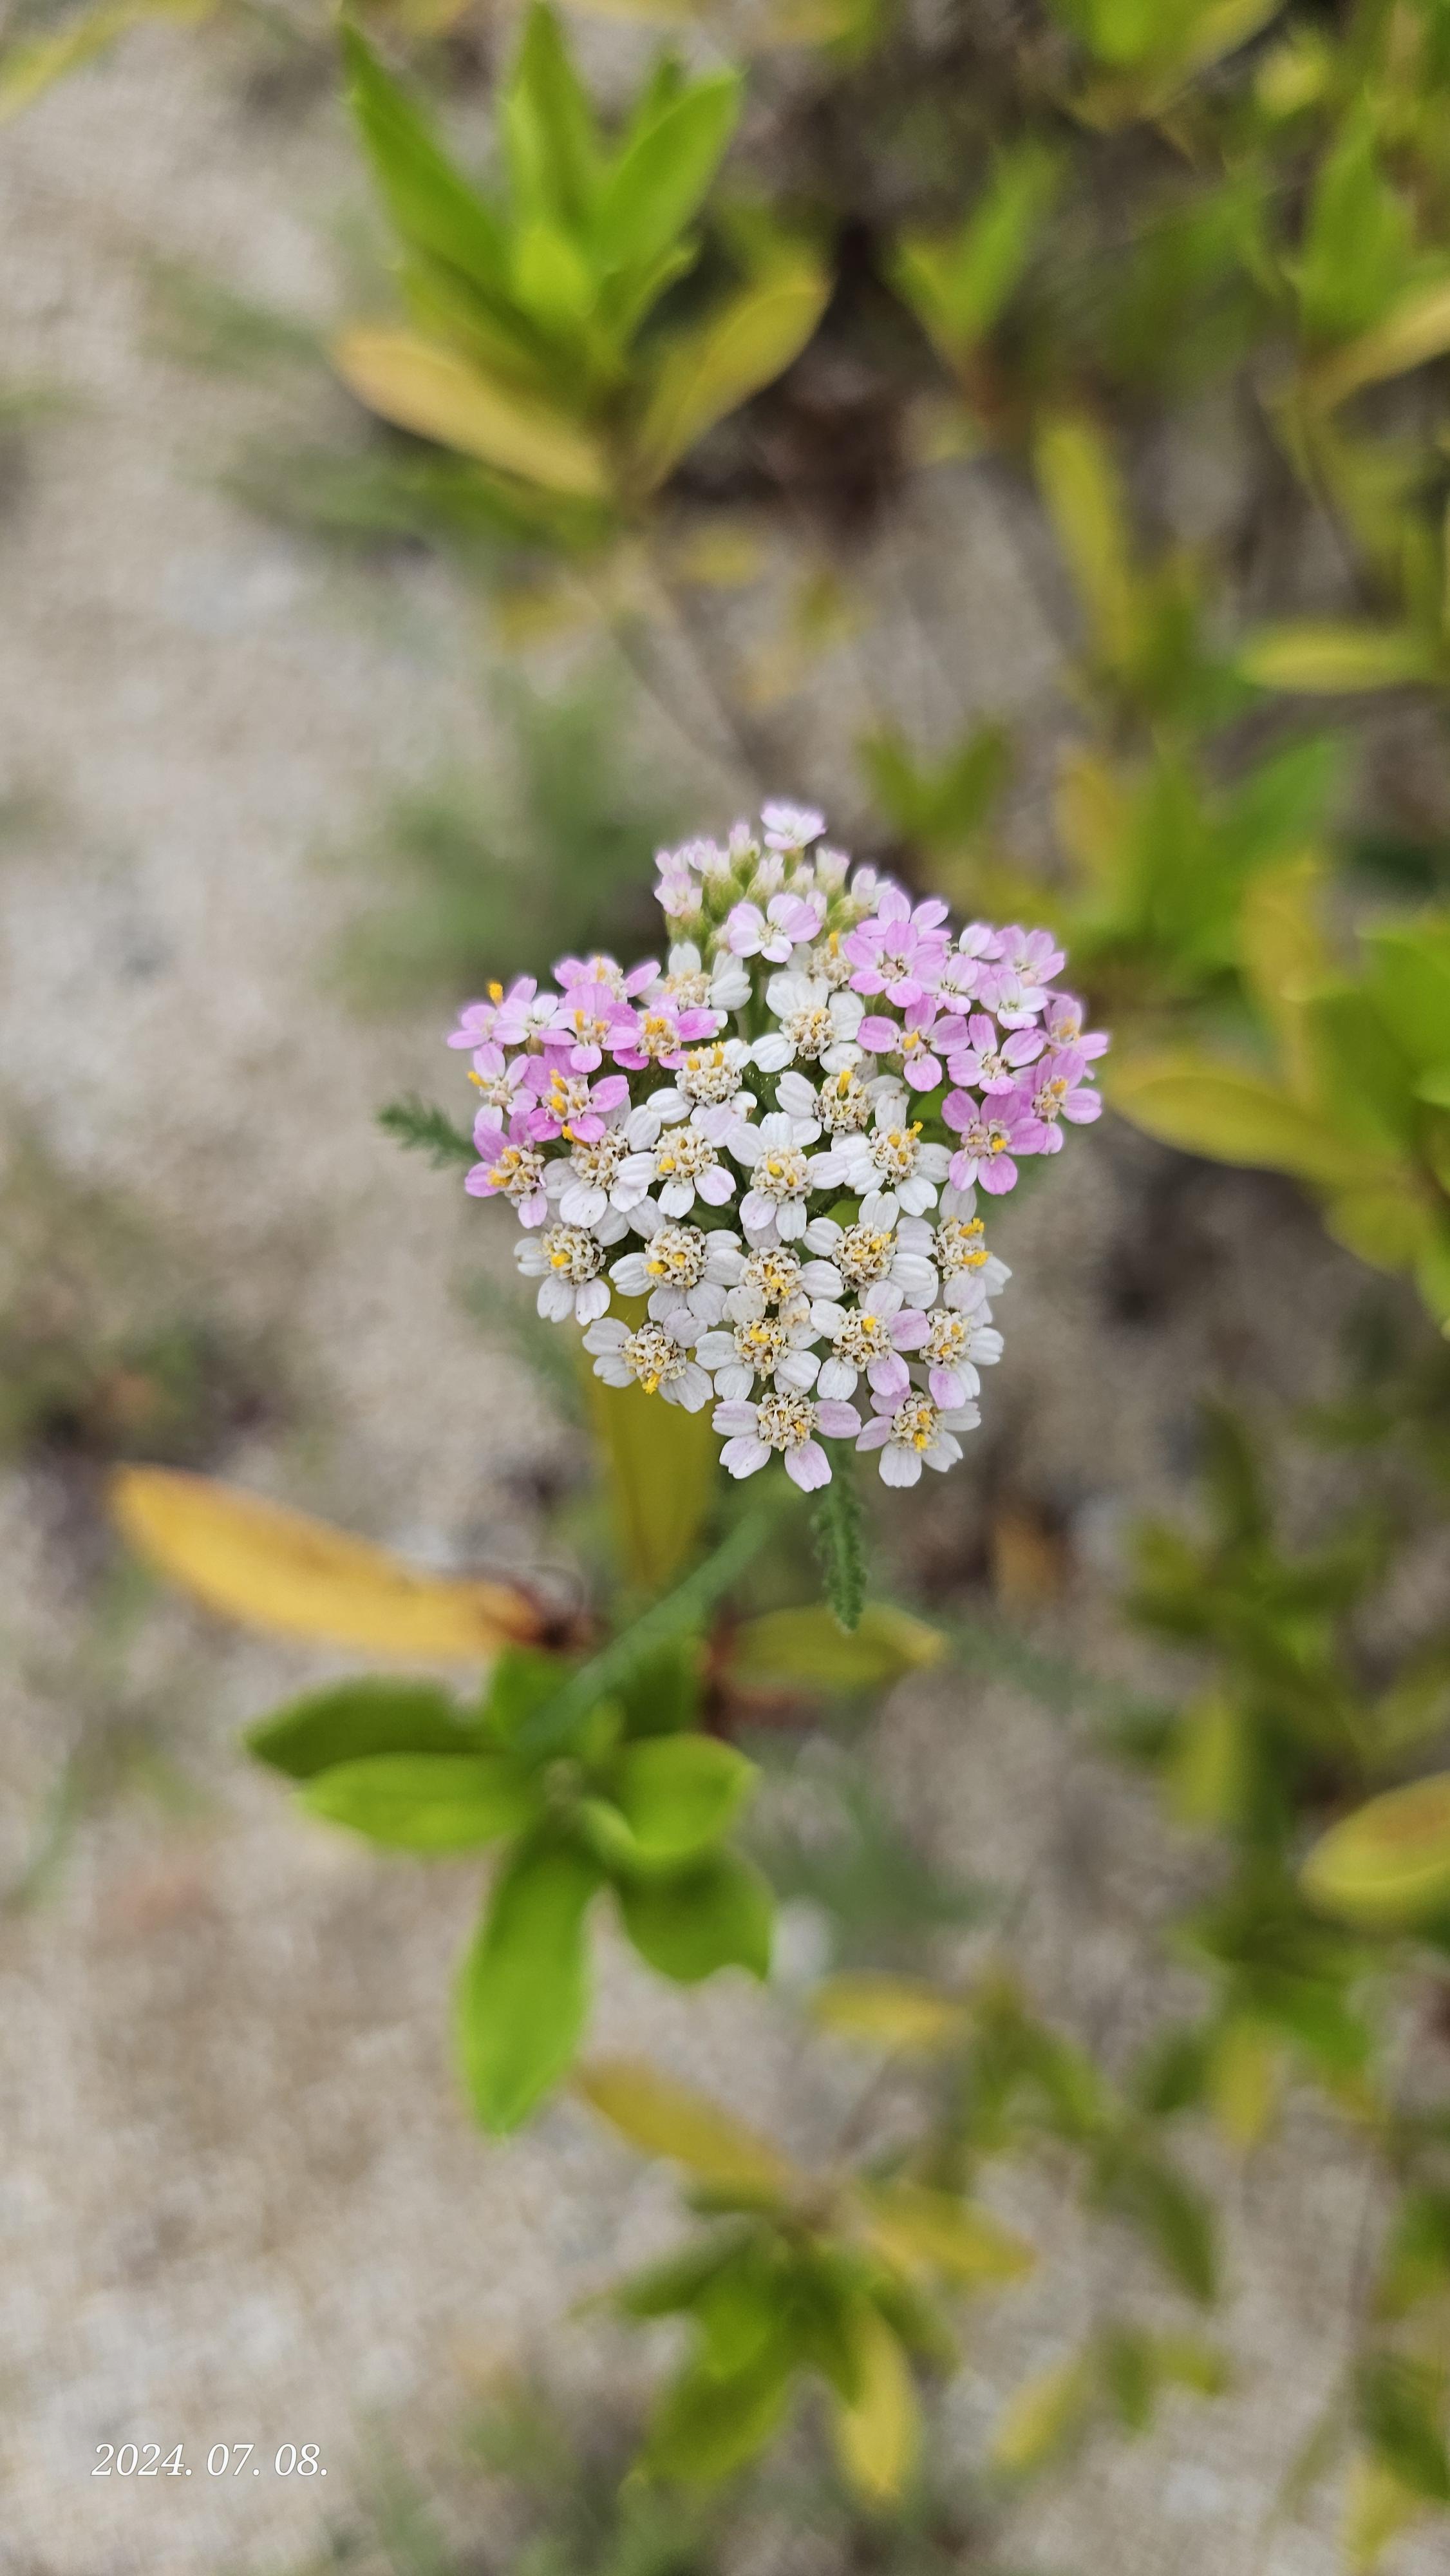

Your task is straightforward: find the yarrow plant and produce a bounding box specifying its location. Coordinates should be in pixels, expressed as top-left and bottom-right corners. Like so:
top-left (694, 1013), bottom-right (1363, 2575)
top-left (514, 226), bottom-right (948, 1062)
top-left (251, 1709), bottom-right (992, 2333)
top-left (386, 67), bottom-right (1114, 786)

top-left (451, 806), bottom-right (1106, 1499)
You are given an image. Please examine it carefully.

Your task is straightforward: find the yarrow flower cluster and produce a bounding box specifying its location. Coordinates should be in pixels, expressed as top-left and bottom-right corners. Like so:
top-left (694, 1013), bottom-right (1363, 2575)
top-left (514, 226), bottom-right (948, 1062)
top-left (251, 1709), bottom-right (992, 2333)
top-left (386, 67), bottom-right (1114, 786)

top-left (449, 805), bottom-right (1106, 1493)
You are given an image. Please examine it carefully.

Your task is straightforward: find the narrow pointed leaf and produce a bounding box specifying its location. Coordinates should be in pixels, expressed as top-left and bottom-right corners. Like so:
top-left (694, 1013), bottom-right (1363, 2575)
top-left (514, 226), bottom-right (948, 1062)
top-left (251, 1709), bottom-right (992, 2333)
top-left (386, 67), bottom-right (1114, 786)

top-left (833, 2304), bottom-right (919, 2503)
top-left (332, 328), bottom-right (610, 497)
top-left (576, 2058), bottom-right (797, 2192)
top-left (631, 251), bottom-right (830, 489)
top-left (594, 71), bottom-right (740, 278)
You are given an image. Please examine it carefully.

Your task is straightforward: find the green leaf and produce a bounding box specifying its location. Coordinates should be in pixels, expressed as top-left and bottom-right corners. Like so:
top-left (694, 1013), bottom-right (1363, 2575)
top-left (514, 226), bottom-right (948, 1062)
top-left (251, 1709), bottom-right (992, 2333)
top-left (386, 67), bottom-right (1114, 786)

top-left (646, 2348), bottom-right (794, 2483)
top-left (630, 247), bottom-right (831, 491)
top-left (1035, 411), bottom-right (1136, 663)
top-left (300, 1752), bottom-right (541, 1851)
top-left (1098, 2144), bottom-right (1218, 2302)
top-left (246, 1678), bottom-right (478, 1780)
top-left (1292, 109), bottom-right (1414, 345)
top-left (516, 1505), bottom-right (782, 1764)
top-left (615, 2230), bottom-right (748, 2319)
top-left (1308, 275), bottom-right (1450, 410)
top-left (860, 2182), bottom-right (1035, 2287)
top-left (892, 143), bottom-right (1059, 365)
top-left (575, 2057), bottom-right (797, 2192)
top-left (810, 1464), bottom-right (866, 1631)
top-left (331, 328), bottom-right (611, 498)
top-left (1106, 1054), bottom-right (1386, 1189)
top-left (606, 1733), bottom-right (757, 1861)
top-left (811, 1973), bottom-right (969, 2052)
top-left (342, 24), bottom-right (511, 303)
top-left (455, 1839), bottom-right (600, 2131)
top-left (615, 1848), bottom-right (773, 1982)
top-left (1238, 624), bottom-right (1435, 693)
top-left (730, 1602), bottom-right (946, 1692)
top-left (1302, 1774), bottom-right (1450, 1928)
top-left (377, 1094), bottom-right (477, 1169)
top-left (503, 3), bottom-right (600, 233)
top-left (617, 1639), bottom-right (701, 1739)
top-left (1379, 2190), bottom-right (1450, 2320)
top-left (480, 1644), bottom-right (575, 1742)
top-left (594, 71), bottom-right (740, 280)
top-left (1356, 2354), bottom-right (1450, 2503)
top-left (992, 2352), bottom-right (1095, 2472)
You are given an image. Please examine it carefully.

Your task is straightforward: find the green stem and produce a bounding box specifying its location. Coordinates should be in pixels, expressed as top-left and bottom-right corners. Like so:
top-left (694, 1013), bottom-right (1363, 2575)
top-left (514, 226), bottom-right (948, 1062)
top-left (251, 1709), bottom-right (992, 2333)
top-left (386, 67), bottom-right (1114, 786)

top-left (812, 1456), bottom-right (867, 1633)
top-left (517, 1499), bottom-right (784, 1763)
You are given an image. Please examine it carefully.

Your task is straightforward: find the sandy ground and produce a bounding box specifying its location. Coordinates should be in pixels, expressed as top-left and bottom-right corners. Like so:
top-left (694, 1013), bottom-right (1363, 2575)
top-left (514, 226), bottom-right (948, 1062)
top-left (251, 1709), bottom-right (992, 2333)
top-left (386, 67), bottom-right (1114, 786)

top-left (2, 21), bottom-right (1449, 2575)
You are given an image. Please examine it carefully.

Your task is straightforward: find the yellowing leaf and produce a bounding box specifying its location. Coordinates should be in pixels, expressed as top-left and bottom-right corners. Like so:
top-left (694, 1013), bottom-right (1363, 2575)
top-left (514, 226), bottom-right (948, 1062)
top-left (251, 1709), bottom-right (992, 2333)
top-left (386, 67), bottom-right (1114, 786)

top-left (860, 2181), bottom-right (1035, 2286)
top-left (1238, 623), bottom-right (1435, 693)
top-left (991, 2353), bottom-right (1093, 2473)
top-left (833, 2304), bottom-right (919, 2503)
top-left (1106, 1054), bottom-right (1386, 1189)
top-left (111, 1466), bottom-right (544, 1661)
top-left (1055, 749), bottom-right (1131, 891)
top-left (331, 328), bottom-right (610, 498)
top-left (730, 1602), bottom-right (946, 1692)
top-left (1168, 1694), bottom-right (1250, 1831)
top-left (1238, 855), bottom-right (1333, 1097)
top-left (1343, 2453), bottom-right (1428, 2571)
top-left (1035, 413), bottom-right (1136, 663)
top-left (1207, 2018), bottom-right (1282, 2150)
top-left (631, 253), bottom-right (830, 491)
top-left (583, 1360), bottom-right (719, 1591)
top-left (1302, 1774), bottom-right (1450, 1928)
top-left (1309, 278), bottom-right (1450, 412)
top-left (574, 2058), bottom-right (797, 2194)
top-left (1324, 1179), bottom-right (1438, 1274)
top-left (811, 1973), bottom-right (969, 2052)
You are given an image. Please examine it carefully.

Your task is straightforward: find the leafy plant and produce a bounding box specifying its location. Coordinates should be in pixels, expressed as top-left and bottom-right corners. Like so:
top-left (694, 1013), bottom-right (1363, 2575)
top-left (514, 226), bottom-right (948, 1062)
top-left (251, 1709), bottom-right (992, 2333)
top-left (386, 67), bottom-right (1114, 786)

top-left (333, 10), bottom-right (829, 545)
top-left (1109, 867), bottom-right (1450, 1332)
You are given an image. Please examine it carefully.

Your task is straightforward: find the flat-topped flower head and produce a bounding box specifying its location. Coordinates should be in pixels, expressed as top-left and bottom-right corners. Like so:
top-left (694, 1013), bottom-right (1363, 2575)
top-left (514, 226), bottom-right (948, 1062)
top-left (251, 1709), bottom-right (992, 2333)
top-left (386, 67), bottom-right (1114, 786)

top-left (447, 804), bottom-right (1105, 1490)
